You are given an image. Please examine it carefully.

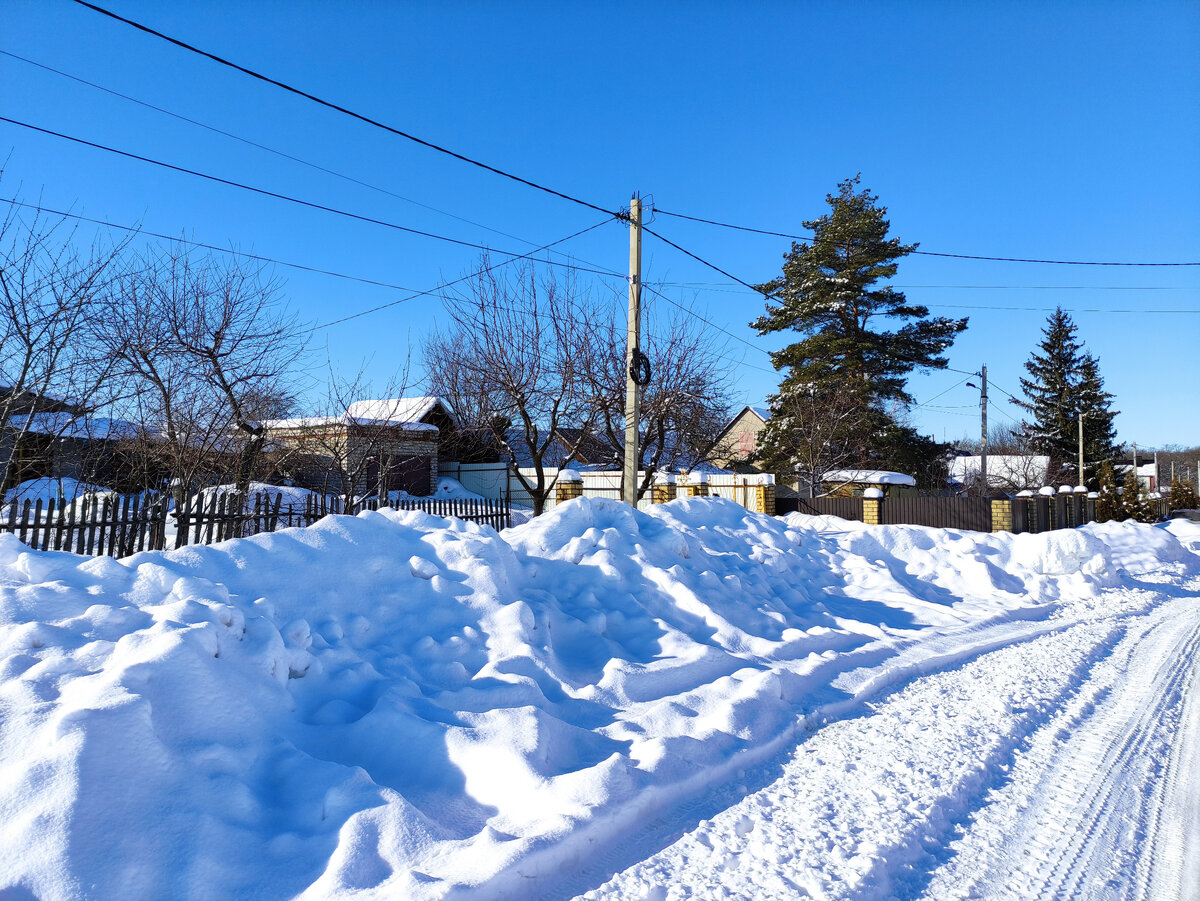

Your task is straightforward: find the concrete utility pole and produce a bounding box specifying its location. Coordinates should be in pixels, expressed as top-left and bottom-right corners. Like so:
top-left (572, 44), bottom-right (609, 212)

top-left (1078, 413), bottom-right (1085, 488)
top-left (979, 365), bottom-right (988, 497)
top-left (622, 196), bottom-right (643, 505)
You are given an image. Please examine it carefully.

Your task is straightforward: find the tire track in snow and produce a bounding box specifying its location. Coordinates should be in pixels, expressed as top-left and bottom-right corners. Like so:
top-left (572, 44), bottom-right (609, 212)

top-left (568, 613), bottom-right (1140, 900)
top-left (918, 592), bottom-right (1200, 901)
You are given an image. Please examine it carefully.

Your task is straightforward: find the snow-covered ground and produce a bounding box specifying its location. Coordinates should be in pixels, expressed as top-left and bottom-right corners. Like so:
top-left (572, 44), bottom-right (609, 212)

top-left (0, 498), bottom-right (1196, 899)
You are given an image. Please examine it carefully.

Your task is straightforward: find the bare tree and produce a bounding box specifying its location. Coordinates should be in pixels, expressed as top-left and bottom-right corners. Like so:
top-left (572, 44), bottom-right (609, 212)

top-left (0, 196), bottom-right (131, 492)
top-left (587, 301), bottom-right (735, 500)
top-left (266, 356), bottom-right (416, 507)
top-left (757, 384), bottom-right (865, 497)
top-left (425, 257), bottom-right (597, 515)
top-left (105, 246), bottom-right (306, 496)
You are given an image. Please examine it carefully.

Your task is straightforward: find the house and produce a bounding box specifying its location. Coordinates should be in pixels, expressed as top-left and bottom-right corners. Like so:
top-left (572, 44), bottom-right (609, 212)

top-left (820, 469), bottom-right (917, 497)
top-left (948, 455), bottom-right (1051, 494)
top-left (709, 405), bottom-right (769, 469)
top-left (1, 388), bottom-right (140, 490)
top-left (263, 397), bottom-right (457, 497)
top-left (503, 427), bottom-right (620, 470)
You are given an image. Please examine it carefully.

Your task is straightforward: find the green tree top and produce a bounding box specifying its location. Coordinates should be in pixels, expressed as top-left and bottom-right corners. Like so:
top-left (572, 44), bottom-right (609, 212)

top-left (753, 175), bottom-right (968, 406)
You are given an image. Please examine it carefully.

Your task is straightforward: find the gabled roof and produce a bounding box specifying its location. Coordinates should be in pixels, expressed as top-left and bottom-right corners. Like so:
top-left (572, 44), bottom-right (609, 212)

top-left (345, 397), bottom-right (458, 426)
top-left (710, 403), bottom-right (770, 450)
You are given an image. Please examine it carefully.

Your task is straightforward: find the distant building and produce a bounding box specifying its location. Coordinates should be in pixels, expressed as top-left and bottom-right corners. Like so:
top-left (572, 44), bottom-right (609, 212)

top-left (948, 455), bottom-right (1051, 494)
top-left (263, 397), bottom-right (457, 497)
top-left (709, 405), bottom-right (769, 470)
top-left (820, 469), bottom-right (917, 498)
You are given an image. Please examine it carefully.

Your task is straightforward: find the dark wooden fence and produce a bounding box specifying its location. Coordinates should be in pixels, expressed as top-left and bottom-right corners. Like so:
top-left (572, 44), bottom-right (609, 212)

top-left (0, 491), bottom-right (511, 558)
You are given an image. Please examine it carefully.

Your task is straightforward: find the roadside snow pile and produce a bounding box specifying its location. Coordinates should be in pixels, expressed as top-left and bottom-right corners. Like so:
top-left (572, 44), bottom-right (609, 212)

top-left (0, 498), bottom-right (1193, 899)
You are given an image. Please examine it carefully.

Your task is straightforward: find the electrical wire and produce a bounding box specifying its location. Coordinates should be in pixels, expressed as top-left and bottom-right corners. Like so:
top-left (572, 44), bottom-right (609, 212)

top-left (653, 207), bottom-right (1200, 267)
top-left (0, 198), bottom-right (624, 289)
top-left (0, 48), bottom-right (624, 278)
top-left (0, 116), bottom-right (627, 280)
top-left (70, 0), bottom-right (623, 221)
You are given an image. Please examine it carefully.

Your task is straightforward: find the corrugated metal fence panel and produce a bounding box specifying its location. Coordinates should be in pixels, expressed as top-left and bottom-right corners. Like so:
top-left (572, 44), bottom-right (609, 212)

top-left (791, 497), bottom-right (865, 521)
top-left (880, 497), bottom-right (992, 531)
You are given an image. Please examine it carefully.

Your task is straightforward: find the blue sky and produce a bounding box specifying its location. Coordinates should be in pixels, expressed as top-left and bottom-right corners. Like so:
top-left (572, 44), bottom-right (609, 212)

top-left (3, 0), bottom-right (1198, 447)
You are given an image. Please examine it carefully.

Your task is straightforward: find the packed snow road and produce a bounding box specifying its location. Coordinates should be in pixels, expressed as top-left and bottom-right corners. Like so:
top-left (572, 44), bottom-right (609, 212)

top-left (574, 574), bottom-right (1200, 901)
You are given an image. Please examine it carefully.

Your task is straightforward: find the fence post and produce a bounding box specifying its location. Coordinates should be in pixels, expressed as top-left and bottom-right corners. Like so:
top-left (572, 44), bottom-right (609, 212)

top-left (862, 487), bottom-right (883, 525)
top-left (555, 470), bottom-right (583, 504)
top-left (651, 472), bottom-right (677, 504)
top-left (750, 474), bottom-right (775, 515)
top-left (989, 493), bottom-right (1014, 533)
top-left (682, 471), bottom-right (709, 498)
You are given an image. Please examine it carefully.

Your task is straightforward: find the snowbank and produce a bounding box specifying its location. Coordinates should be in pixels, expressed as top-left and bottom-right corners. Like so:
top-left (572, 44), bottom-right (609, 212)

top-left (0, 499), bottom-right (1193, 899)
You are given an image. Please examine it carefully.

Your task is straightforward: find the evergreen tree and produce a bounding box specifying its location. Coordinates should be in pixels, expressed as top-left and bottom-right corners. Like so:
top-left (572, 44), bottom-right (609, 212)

top-left (1169, 477), bottom-right (1197, 511)
top-left (752, 176), bottom-right (967, 476)
top-left (1018, 308), bottom-right (1118, 485)
top-left (1121, 468), bottom-right (1156, 523)
top-left (1095, 460), bottom-right (1120, 522)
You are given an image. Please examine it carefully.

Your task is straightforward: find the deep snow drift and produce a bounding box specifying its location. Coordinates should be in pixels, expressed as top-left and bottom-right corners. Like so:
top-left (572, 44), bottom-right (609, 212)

top-left (0, 498), bottom-right (1195, 899)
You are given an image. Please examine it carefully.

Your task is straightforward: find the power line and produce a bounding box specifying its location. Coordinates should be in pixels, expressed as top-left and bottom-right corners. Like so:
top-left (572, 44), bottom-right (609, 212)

top-left (926, 303), bottom-right (1199, 315)
top-left (658, 280), bottom-right (1198, 291)
top-left (310, 219), bottom-right (615, 330)
top-left (0, 116), bottom-right (626, 280)
top-left (654, 207), bottom-right (1200, 267)
top-left (70, 0), bottom-right (623, 221)
top-left (0, 198), bottom-right (619, 319)
top-left (640, 282), bottom-right (777, 367)
top-left (0, 48), bottom-right (622, 277)
top-left (641, 223), bottom-right (773, 296)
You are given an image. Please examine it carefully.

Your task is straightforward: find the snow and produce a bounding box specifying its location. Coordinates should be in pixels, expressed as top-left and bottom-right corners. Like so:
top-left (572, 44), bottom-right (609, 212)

top-left (344, 396), bottom-right (457, 426)
top-left (0, 498), bottom-right (1196, 899)
top-left (822, 469), bottom-right (917, 487)
top-left (3, 477), bottom-right (108, 506)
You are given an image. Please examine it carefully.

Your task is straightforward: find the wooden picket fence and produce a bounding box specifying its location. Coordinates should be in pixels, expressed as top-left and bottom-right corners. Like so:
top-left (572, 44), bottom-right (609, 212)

top-left (0, 490), bottom-right (512, 558)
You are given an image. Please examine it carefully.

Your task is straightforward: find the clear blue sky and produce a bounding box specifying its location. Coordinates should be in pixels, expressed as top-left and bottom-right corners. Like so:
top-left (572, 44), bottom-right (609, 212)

top-left (4, 0), bottom-right (1198, 447)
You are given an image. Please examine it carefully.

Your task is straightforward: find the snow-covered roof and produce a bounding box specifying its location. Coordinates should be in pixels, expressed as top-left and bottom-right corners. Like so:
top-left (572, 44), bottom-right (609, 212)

top-left (262, 414), bottom-right (438, 432)
top-left (748, 405), bottom-right (770, 422)
top-left (8, 412), bottom-right (140, 441)
top-left (821, 469), bottom-right (917, 487)
top-left (948, 455), bottom-right (1050, 489)
top-left (344, 397), bottom-right (457, 426)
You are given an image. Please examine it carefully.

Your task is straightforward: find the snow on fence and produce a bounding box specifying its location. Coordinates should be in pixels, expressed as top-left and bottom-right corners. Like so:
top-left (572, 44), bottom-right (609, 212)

top-left (0, 491), bottom-right (511, 558)
top-left (439, 462), bottom-right (776, 513)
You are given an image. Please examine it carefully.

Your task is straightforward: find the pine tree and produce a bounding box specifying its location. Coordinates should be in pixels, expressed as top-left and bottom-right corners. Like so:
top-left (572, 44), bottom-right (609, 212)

top-left (1095, 460), bottom-right (1120, 522)
top-left (1018, 308), bottom-right (1118, 485)
top-left (752, 176), bottom-right (967, 475)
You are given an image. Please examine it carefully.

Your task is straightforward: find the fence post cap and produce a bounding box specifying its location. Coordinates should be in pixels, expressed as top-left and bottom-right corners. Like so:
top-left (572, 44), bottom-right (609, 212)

top-left (1057, 484), bottom-right (1074, 494)
top-left (653, 471), bottom-right (676, 485)
top-left (1016, 490), bottom-right (1034, 497)
top-left (1072, 485), bottom-right (1088, 494)
top-left (988, 492), bottom-right (1010, 501)
top-left (556, 469), bottom-right (582, 483)
top-left (686, 470), bottom-right (709, 485)
top-left (863, 487), bottom-right (884, 499)
top-left (1087, 491), bottom-right (1099, 499)
top-left (1038, 486), bottom-right (1057, 496)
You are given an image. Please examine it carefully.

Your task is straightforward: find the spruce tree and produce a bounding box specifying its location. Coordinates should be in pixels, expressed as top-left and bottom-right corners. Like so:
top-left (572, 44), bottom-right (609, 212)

top-left (752, 176), bottom-right (967, 476)
top-left (1169, 477), bottom-right (1197, 511)
top-left (1095, 460), bottom-right (1120, 522)
top-left (1018, 308), bottom-right (1118, 485)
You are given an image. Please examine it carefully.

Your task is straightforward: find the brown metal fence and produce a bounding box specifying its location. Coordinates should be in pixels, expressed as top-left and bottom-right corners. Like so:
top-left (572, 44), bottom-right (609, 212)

top-left (880, 496), bottom-right (992, 531)
top-left (791, 496), bottom-right (866, 521)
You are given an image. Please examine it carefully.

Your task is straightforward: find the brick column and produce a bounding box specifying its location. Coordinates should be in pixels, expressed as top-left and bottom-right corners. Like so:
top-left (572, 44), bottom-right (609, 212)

top-left (862, 487), bottom-right (883, 525)
top-left (990, 495), bottom-right (1013, 532)
top-left (651, 473), bottom-right (677, 504)
top-left (682, 471), bottom-right (709, 498)
top-left (754, 482), bottom-right (776, 515)
top-left (555, 470), bottom-right (583, 504)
